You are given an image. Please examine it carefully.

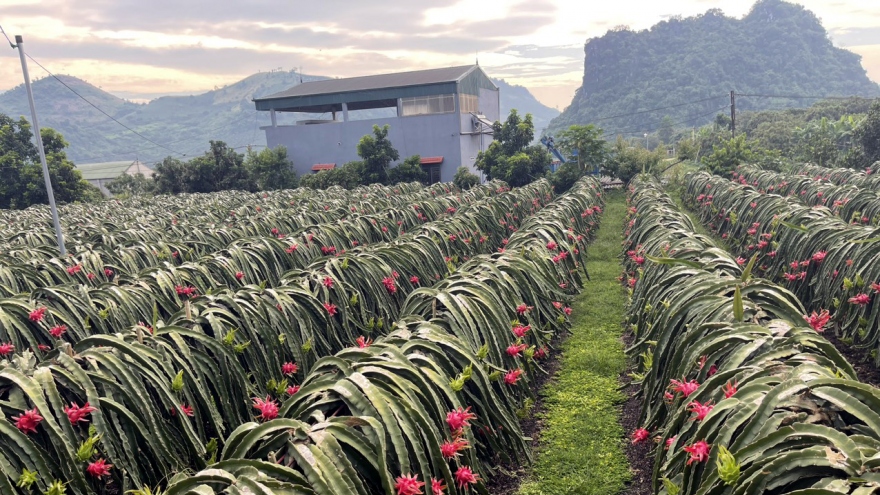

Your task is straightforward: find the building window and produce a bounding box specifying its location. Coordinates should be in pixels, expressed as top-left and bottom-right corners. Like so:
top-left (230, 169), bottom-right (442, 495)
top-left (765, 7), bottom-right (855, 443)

top-left (459, 94), bottom-right (479, 114)
top-left (401, 94), bottom-right (455, 116)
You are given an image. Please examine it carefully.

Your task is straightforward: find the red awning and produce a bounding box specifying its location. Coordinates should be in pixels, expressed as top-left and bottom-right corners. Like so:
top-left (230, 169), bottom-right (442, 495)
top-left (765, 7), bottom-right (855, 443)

top-left (420, 156), bottom-right (443, 165)
top-left (311, 163), bottom-right (336, 171)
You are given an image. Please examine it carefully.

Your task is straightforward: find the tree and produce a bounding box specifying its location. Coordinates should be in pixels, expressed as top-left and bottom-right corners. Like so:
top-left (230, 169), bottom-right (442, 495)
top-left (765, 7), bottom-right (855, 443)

top-left (300, 161), bottom-right (364, 190)
top-left (850, 101), bottom-right (880, 167)
top-left (151, 157), bottom-right (189, 194)
top-left (604, 136), bottom-right (665, 183)
top-left (0, 114), bottom-right (101, 209)
top-left (357, 125), bottom-right (399, 185)
top-left (106, 173), bottom-right (154, 197)
top-left (475, 110), bottom-right (550, 187)
top-left (453, 166), bottom-right (480, 190)
top-left (554, 124), bottom-right (608, 173)
top-left (702, 135), bottom-right (757, 177)
top-left (387, 155), bottom-right (428, 184)
top-left (244, 146), bottom-right (298, 190)
top-left (185, 140), bottom-right (253, 193)
top-left (658, 116), bottom-right (676, 144)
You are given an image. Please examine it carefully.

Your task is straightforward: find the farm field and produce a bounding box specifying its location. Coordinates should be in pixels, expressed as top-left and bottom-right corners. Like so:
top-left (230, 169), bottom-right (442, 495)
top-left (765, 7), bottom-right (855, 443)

top-left (7, 169), bottom-right (880, 495)
top-left (0, 178), bottom-right (605, 494)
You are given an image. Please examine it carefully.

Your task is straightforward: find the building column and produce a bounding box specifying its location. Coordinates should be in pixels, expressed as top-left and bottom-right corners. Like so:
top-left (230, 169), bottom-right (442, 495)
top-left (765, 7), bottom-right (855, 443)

top-left (342, 102), bottom-right (349, 122)
top-left (397, 98), bottom-right (403, 117)
top-left (270, 109), bottom-right (277, 127)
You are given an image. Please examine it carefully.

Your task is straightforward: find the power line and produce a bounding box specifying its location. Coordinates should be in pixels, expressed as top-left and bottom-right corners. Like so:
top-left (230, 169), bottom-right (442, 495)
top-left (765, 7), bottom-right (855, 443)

top-left (22, 53), bottom-right (190, 158)
top-left (735, 92), bottom-right (878, 101)
top-left (0, 24), bottom-right (14, 48)
top-left (602, 104), bottom-right (730, 137)
top-left (588, 95), bottom-right (728, 124)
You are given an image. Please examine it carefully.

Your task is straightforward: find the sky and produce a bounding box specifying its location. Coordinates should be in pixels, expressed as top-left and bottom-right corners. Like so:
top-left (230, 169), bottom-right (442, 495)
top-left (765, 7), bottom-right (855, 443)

top-left (1, 0), bottom-right (879, 110)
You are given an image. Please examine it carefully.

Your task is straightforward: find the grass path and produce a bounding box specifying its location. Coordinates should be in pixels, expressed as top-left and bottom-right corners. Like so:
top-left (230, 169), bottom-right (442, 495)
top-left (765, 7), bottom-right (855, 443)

top-left (518, 190), bottom-right (630, 495)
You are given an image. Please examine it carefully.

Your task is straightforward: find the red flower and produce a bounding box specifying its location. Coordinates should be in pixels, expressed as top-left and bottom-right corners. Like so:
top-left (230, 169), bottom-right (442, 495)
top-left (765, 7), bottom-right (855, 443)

top-left (286, 385), bottom-right (300, 396)
top-left (849, 293), bottom-right (871, 305)
top-left (707, 364), bottom-right (717, 377)
top-left (87, 273), bottom-right (96, 280)
top-left (252, 396), bottom-right (279, 421)
top-left (323, 302), bottom-right (338, 316)
top-left (440, 437), bottom-right (469, 459)
top-left (511, 324), bottom-right (530, 338)
top-left (446, 406), bottom-right (477, 432)
top-left (0, 342), bottom-right (15, 356)
top-left (735, 257), bottom-right (746, 266)
top-left (683, 440), bottom-right (711, 465)
top-left (546, 241), bottom-right (558, 250)
top-left (321, 245), bottom-right (337, 255)
top-left (563, 306), bottom-right (572, 316)
top-left (631, 428), bottom-right (650, 444)
top-left (410, 276), bottom-right (419, 284)
top-left (12, 408), bottom-right (43, 434)
top-left (281, 362), bottom-right (298, 376)
top-left (670, 378), bottom-right (700, 397)
top-left (506, 343), bottom-right (528, 357)
top-left (356, 336), bottom-right (373, 348)
top-left (286, 244), bottom-right (298, 254)
top-left (104, 268), bottom-right (114, 277)
top-left (687, 400), bottom-right (714, 421)
top-left (534, 346), bottom-right (547, 359)
top-left (395, 474), bottom-right (425, 495)
top-left (633, 255), bottom-right (645, 265)
top-left (66, 264), bottom-right (82, 275)
top-left (382, 276), bottom-right (397, 294)
top-left (63, 402), bottom-right (96, 424)
top-left (431, 478), bottom-right (447, 495)
top-left (812, 251), bottom-right (827, 263)
top-left (552, 301), bottom-right (563, 309)
top-left (173, 404), bottom-right (194, 417)
top-left (515, 303), bottom-right (533, 315)
top-left (29, 307), bottom-right (47, 322)
top-left (454, 466), bottom-right (479, 488)
top-left (665, 435), bottom-right (676, 450)
top-left (804, 309), bottom-right (831, 332)
top-left (49, 324), bottom-right (67, 338)
top-left (235, 271), bottom-right (244, 281)
top-left (86, 459), bottom-right (113, 479)
top-left (504, 368), bottom-right (523, 385)
top-left (723, 381), bottom-right (738, 399)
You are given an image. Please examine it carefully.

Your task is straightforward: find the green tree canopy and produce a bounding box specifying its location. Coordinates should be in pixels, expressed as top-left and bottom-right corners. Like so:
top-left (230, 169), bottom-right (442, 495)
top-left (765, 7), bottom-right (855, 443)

top-left (0, 114), bottom-right (101, 209)
top-left (357, 125), bottom-right (400, 185)
top-left (475, 109), bottom-right (550, 187)
top-left (388, 155), bottom-right (428, 184)
top-left (554, 124), bottom-right (608, 173)
top-left (244, 146), bottom-right (298, 190)
top-left (453, 166), bottom-right (480, 190)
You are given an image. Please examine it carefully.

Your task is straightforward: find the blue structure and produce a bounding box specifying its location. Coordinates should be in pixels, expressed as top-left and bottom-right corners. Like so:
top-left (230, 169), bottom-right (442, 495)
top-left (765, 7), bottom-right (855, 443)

top-left (541, 136), bottom-right (595, 174)
top-left (254, 65), bottom-right (499, 183)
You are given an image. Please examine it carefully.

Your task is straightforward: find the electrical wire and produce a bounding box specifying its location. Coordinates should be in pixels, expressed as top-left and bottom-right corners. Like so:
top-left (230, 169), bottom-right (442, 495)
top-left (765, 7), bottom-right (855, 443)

top-left (735, 93), bottom-right (878, 101)
top-left (587, 95), bottom-right (728, 124)
top-left (601, 104), bottom-right (731, 137)
top-left (0, 23), bottom-right (14, 48)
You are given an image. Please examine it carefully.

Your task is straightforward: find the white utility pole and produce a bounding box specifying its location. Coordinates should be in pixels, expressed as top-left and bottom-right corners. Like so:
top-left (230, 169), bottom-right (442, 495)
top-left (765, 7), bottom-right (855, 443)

top-left (14, 35), bottom-right (66, 256)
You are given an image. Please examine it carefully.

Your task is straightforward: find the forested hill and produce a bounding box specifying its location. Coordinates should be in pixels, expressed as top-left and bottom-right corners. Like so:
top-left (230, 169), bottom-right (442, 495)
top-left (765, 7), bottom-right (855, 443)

top-left (547, 0), bottom-right (880, 136)
top-left (0, 71), bottom-right (556, 165)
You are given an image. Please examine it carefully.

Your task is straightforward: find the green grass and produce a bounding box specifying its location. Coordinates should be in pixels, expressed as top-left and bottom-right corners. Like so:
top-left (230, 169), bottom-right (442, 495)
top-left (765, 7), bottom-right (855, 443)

top-left (518, 190), bottom-right (630, 495)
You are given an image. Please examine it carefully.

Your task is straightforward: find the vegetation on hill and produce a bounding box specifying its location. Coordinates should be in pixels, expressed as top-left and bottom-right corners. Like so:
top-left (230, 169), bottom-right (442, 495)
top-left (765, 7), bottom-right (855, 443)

top-left (548, 0), bottom-right (880, 136)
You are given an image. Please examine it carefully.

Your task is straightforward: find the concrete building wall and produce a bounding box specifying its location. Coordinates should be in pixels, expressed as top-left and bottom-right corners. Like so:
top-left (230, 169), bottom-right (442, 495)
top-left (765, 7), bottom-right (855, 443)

top-left (263, 112), bottom-right (464, 182)
top-left (479, 87), bottom-right (501, 122)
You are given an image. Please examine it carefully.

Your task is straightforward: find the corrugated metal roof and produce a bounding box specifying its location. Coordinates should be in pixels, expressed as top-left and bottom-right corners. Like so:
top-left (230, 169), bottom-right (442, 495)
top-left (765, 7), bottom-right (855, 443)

top-left (419, 156), bottom-right (443, 165)
top-left (257, 65), bottom-right (478, 101)
top-left (75, 161), bottom-right (151, 180)
top-left (311, 163), bottom-right (336, 171)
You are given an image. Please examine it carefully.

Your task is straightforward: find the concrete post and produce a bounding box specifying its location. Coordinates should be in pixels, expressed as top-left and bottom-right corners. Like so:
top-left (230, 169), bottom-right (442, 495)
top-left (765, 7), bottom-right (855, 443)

top-left (270, 109), bottom-right (277, 127)
top-left (342, 102), bottom-right (349, 122)
top-left (397, 98), bottom-right (403, 117)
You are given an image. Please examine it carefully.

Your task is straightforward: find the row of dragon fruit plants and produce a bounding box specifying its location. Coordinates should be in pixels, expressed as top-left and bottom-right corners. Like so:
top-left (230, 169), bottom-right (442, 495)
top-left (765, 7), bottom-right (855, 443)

top-left (0, 176), bottom-right (604, 494)
top-left (622, 175), bottom-right (880, 495)
top-left (683, 167), bottom-right (880, 365)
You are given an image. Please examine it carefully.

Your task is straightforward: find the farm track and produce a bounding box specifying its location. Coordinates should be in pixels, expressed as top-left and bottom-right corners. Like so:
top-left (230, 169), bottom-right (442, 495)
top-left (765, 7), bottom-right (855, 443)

top-left (517, 191), bottom-right (631, 495)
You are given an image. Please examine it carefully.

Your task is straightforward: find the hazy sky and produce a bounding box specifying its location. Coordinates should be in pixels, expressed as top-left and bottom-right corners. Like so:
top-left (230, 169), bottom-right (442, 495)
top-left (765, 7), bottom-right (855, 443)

top-left (1, 0), bottom-right (879, 110)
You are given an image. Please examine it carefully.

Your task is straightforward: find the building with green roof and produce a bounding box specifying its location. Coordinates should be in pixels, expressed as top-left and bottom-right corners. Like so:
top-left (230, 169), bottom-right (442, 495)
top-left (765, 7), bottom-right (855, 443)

top-left (75, 160), bottom-right (153, 196)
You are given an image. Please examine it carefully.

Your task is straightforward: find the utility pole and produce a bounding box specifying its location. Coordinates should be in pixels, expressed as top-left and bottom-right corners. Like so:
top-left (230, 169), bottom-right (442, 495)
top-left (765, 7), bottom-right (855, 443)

top-left (14, 35), bottom-right (67, 256)
top-left (730, 90), bottom-right (736, 138)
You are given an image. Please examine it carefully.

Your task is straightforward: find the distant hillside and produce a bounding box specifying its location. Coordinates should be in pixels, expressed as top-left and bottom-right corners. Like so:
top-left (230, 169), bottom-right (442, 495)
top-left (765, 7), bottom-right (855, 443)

top-left (548, 0), bottom-right (880, 136)
top-left (0, 71), bottom-right (556, 165)
top-left (494, 79), bottom-right (559, 135)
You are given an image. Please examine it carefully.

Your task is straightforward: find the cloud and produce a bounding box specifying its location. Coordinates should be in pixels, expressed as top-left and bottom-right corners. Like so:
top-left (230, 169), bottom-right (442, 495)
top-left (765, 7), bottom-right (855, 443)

top-left (830, 27), bottom-right (880, 46)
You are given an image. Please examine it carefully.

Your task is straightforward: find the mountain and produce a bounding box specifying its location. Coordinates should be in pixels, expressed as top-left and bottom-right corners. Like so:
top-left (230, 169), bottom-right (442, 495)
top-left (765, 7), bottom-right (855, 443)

top-left (0, 71), bottom-right (556, 165)
top-left (494, 79), bottom-right (559, 135)
top-left (547, 0), bottom-right (880, 137)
